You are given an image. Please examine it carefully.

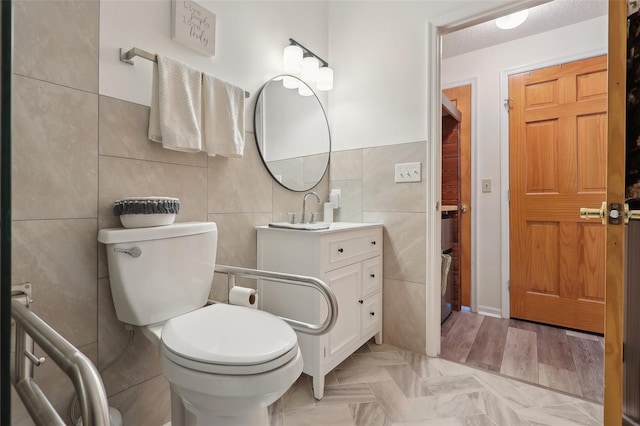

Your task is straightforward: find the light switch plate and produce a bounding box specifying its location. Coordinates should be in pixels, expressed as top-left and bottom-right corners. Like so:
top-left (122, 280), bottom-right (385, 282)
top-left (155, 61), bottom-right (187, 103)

top-left (482, 178), bottom-right (492, 193)
top-left (395, 162), bottom-right (422, 183)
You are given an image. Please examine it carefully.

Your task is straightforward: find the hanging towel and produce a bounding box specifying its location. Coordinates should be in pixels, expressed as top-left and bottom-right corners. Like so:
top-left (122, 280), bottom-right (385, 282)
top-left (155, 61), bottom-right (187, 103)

top-left (148, 54), bottom-right (202, 152)
top-left (441, 253), bottom-right (452, 297)
top-left (202, 73), bottom-right (246, 158)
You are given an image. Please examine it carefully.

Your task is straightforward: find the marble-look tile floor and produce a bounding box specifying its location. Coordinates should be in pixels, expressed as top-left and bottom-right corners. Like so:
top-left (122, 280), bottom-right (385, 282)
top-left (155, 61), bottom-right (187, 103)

top-left (268, 340), bottom-right (603, 426)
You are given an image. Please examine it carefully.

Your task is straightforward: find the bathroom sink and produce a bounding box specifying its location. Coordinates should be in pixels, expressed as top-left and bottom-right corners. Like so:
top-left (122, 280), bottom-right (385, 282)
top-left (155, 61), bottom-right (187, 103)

top-left (268, 222), bottom-right (331, 231)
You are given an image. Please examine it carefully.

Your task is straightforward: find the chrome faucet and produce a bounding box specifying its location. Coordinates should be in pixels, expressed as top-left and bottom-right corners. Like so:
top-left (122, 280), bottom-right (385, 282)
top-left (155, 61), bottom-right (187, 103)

top-left (301, 191), bottom-right (321, 224)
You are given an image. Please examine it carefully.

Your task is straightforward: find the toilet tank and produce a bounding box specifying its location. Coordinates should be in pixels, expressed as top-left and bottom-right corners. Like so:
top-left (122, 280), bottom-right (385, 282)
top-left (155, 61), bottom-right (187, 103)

top-left (98, 222), bottom-right (217, 326)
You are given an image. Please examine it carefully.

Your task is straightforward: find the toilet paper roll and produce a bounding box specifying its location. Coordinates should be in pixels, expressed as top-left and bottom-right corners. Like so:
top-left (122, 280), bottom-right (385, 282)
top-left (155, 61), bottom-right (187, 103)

top-left (228, 286), bottom-right (258, 309)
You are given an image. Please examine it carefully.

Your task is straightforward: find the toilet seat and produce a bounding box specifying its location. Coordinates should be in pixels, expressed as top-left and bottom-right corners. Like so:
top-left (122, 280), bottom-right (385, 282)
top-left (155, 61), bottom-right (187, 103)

top-left (161, 303), bottom-right (299, 375)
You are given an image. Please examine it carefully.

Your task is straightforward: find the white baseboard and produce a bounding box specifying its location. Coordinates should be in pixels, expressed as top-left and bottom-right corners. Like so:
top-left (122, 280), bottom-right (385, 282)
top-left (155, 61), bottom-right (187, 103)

top-left (477, 305), bottom-right (503, 319)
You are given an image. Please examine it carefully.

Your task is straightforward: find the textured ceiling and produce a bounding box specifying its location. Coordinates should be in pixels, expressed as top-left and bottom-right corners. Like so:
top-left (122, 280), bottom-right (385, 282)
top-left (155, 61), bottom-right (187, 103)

top-left (442, 0), bottom-right (608, 59)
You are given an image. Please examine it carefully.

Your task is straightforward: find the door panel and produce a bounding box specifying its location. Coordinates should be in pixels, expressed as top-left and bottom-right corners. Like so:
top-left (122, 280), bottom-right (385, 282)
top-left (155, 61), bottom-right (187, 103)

top-left (325, 264), bottom-right (361, 362)
top-left (577, 113), bottom-right (607, 192)
top-left (578, 223), bottom-right (606, 301)
top-left (509, 55), bottom-right (607, 333)
top-left (525, 120), bottom-right (558, 192)
top-left (526, 222), bottom-right (559, 295)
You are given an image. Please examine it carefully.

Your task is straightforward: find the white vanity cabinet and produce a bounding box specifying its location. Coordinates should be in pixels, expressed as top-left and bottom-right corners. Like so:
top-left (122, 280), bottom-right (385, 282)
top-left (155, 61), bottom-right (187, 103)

top-left (256, 223), bottom-right (383, 399)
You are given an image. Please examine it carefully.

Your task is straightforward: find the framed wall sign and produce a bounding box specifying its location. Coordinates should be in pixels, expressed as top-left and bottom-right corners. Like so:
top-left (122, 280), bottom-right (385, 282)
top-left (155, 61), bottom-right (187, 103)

top-left (171, 0), bottom-right (216, 56)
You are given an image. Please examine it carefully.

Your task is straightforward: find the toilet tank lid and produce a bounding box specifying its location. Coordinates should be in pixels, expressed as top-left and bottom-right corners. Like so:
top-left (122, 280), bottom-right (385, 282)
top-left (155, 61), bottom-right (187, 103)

top-left (98, 222), bottom-right (217, 244)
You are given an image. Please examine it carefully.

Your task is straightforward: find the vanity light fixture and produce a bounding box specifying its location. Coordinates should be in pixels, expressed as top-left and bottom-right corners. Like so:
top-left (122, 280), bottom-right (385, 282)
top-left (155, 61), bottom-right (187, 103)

top-left (298, 83), bottom-right (313, 97)
top-left (496, 9), bottom-right (529, 29)
top-left (282, 75), bottom-right (300, 89)
top-left (283, 44), bottom-right (303, 73)
top-left (283, 38), bottom-right (333, 92)
top-left (301, 54), bottom-right (320, 83)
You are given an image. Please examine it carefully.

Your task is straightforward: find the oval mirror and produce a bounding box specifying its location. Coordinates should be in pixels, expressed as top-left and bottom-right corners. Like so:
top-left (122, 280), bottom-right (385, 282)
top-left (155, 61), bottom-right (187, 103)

top-left (254, 75), bottom-right (330, 192)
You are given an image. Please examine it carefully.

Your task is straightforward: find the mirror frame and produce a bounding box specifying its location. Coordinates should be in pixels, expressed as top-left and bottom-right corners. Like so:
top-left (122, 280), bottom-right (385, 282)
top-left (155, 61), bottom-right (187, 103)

top-left (253, 74), bottom-right (331, 192)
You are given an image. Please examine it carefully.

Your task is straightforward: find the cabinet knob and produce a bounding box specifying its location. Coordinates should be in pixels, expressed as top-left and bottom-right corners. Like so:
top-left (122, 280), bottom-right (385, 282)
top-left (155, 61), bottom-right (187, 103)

top-left (371, 241), bottom-right (376, 245)
top-left (358, 299), bottom-right (363, 304)
top-left (338, 248), bottom-right (344, 253)
top-left (370, 312), bottom-right (375, 316)
top-left (370, 273), bottom-right (375, 278)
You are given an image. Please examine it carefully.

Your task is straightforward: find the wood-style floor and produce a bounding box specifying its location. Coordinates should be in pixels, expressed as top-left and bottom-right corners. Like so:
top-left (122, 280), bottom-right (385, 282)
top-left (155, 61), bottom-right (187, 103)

top-left (440, 310), bottom-right (605, 403)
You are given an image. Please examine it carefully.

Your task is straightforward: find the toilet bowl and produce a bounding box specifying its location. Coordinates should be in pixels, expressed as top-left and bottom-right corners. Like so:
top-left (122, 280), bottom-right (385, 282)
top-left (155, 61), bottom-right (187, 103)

top-left (97, 222), bottom-right (302, 426)
top-left (161, 304), bottom-right (302, 425)
top-left (146, 303), bottom-right (302, 426)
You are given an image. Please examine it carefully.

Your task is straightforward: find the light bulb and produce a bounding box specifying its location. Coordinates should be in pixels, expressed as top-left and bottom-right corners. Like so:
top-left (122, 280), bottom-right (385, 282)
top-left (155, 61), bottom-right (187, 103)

top-left (301, 56), bottom-right (320, 83)
top-left (316, 66), bottom-right (334, 91)
top-left (282, 76), bottom-right (299, 89)
top-left (283, 45), bottom-right (303, 74)
top-left (496, 10), bottom-right (529, 30)
top-left (298, 83), bottom-right (313, 97)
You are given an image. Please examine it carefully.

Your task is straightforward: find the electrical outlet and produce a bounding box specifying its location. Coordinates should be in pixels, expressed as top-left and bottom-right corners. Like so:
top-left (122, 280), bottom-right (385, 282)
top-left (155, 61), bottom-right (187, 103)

top-left (395, 162), bottom-right (422, 183)
top-left (482, 178), bottom-right (492, 193)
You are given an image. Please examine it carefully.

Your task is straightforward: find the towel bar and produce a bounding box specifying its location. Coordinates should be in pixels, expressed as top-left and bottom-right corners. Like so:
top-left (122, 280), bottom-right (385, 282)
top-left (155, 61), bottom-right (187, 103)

top-left (120, 47), bottom-right (250, 98)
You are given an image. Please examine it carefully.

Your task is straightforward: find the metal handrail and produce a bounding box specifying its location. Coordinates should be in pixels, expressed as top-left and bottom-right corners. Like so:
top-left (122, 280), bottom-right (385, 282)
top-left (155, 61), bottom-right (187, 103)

top-left (214, 264), bottom-right (338, 336)
top-left (11, 298), bottom-right (110, 426)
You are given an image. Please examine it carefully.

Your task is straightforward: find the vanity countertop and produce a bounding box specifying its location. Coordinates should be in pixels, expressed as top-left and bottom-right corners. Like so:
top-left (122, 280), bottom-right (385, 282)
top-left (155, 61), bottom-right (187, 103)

top-left (256, 222), bottom-right (383, 234)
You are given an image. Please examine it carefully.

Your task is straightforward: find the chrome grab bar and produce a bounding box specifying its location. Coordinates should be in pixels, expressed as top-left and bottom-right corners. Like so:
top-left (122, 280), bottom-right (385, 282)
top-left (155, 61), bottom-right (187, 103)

top-left (11, 289), bottom-right (110, 426)
top-left (214, 264), bottom-right (338, 336)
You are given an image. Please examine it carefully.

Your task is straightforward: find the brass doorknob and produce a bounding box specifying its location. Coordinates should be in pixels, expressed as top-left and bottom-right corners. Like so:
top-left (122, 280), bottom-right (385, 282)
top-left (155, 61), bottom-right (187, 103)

top-left (460, 204), bottom-right (468, 213)
top-left (579, 201), bottom-right (607, 225)
top-left (625, 204), bottom-right (640, 223)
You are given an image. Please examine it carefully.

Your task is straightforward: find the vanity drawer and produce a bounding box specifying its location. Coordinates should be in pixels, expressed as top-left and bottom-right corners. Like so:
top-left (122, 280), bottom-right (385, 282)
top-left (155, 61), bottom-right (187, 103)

top-left (323, 229), bottom-right (382, 271)
top-left (361, 256), bottom-right (382, 298)
top-left (360, 292), bottom-right (382, 338)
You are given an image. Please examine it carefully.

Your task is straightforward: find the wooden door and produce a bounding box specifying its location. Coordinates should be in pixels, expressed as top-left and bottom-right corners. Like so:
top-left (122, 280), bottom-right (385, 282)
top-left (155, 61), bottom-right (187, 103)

top-left (509, 55), bottom-right (607, 334)
top-left (604, 0), bottom-right (625, 422)
top-left (443, 85), bottom-right (472, 307)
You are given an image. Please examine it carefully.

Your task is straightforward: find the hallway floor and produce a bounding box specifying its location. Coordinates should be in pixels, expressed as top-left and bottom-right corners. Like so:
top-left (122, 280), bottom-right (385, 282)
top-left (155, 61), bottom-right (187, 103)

top-left (268, 339), bottom-right (603, 425)
top-left (440, 310), bottom-right (605, 404)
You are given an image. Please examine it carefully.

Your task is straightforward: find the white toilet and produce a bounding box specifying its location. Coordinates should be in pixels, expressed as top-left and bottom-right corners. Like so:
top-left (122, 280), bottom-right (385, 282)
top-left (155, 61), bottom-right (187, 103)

top-left (97, 222), bottom-right (303, 426)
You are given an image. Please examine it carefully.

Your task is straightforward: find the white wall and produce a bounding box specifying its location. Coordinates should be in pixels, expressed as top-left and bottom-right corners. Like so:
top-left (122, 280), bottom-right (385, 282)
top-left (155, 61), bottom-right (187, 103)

top-left (327, 1), bottom-right (453, 152)
top-left (99, 1), bottom-right (329, 132)
top-left (326, 0), bottom-right (513, 152)
top-left (441, 16), bottom-right (608, 313)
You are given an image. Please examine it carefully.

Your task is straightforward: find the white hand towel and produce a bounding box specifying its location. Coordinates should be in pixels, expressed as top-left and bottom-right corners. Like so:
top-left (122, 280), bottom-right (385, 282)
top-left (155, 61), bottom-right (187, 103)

top-left (148, 54), bottom-right (202, 152)
top-left (202, 73), bottom-right (246, 158)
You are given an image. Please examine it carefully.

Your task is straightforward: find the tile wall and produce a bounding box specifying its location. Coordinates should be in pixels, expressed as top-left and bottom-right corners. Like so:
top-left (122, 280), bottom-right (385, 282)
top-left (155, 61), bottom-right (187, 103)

top-left (9, 1), bottom-right (328, 424)
top-left (330, 142), bottom-right (428, 353)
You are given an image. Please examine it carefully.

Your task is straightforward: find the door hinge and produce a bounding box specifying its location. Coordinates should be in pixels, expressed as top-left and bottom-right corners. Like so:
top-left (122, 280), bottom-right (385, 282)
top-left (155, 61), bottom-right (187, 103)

top-left (504, 97), bottom-right (513, 111)
top-left (508, 280), bottom-right (510, 291)
top-left (323, 347), bottom-right (326, 358)
top-left (508, 190), bottom-right (511, 204)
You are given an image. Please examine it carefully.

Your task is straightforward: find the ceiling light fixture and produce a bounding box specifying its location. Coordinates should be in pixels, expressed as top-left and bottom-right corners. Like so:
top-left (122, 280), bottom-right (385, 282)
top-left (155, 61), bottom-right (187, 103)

top-left (282, 38), bottom-right (333, 93)
top-left (496, 9), bottom-right (529, 30)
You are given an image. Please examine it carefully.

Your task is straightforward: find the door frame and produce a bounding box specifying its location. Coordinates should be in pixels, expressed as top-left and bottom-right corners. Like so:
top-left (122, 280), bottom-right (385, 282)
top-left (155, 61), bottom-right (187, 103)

top-left (426, 0), bottom-right (551, 358)
top-left (429, 2), bottom-right (624, 423)
top-left (442, 79), bottom-right (478, 314)
top-left (498, 48), bottom-right (608, 319)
